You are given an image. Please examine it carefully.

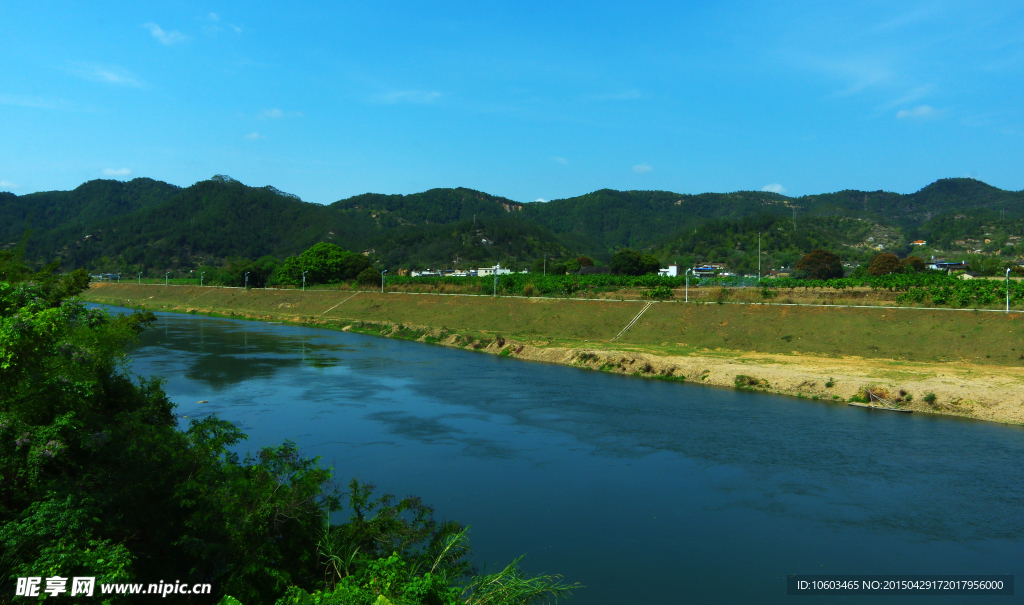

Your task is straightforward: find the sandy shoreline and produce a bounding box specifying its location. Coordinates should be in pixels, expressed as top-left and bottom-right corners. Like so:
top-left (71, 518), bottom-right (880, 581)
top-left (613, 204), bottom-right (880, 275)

top-left (83, 283), bottom-right (1024, 426)
top-left (500, 341), bottom-right (1024, 425)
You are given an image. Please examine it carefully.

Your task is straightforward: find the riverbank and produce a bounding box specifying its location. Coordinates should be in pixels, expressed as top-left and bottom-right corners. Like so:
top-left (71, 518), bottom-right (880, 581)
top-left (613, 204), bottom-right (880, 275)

top-left (84, 283), bottom-right (1024, 425)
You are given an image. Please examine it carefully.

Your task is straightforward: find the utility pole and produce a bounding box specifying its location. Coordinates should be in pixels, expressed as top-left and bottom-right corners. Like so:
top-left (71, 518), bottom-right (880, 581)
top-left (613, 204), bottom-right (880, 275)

top-left (138, 272), bottom-right (142, 285)
top-left (244, 272), bottom-right (250, 289)
top-left (381, 269), bottom-right (387, 293)
top-left (201, 272), bottom-right (205, 287)
top-left (685, 268), bottom-right (693, 302)
top-left (494, 264), bottom-right (499, 298)
top-left (165, 272), bottom-right (170, 286)
top-left (302, 270), bottom-right (308, 291)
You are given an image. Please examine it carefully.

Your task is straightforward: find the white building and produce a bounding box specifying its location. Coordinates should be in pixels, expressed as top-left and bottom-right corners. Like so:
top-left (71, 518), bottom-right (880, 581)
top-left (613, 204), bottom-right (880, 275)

top-left (658, 264), bottom-right (678, 277)
top-left (476, 264), bottom-right (512, 276)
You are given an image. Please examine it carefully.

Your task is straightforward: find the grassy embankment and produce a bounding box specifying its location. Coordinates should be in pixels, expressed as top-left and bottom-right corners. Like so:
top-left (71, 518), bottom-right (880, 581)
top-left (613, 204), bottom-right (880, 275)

top-left (84, 283), bottom-right (1024, 425)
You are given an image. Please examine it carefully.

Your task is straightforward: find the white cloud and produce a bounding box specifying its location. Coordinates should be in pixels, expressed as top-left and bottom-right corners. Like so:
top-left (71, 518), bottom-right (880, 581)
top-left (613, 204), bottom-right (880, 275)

top-left (371, 90), bottom-right (443, 104)
top-left (802, 57), bottom-right (893, 97)
top-left (229, 24), bottom-right (243, 33)
top-left (258, 108), bottom-right (303, 119)
top-left (68, 63), bottom-right (141, 87)
top-left (244, 132), bottom-right (265, 140)
top-left (632, 164), bottom-right (653, 174)
top-left (761, 183), bottom-right (787, 194)
top-left (874, 8), bottom-right (935, 31)
top-left (0, 94), bottom-right (82, 111)
top-left (534, 198), bottom-right (548, 203)
top-left (878, 85), bottom-right (934, 111)
top-left (0, 180), bottom-right (19, 190)
top-left (552, 157), bottom-right (568, 165)
top-left (207, 12), bottom-right (220, 22)
top-left (896, 105), bottom-right (947, 120)
top-left (143, 23), bottom-right (188, 45)
top-left (102, 168), bottom-right (132, 177)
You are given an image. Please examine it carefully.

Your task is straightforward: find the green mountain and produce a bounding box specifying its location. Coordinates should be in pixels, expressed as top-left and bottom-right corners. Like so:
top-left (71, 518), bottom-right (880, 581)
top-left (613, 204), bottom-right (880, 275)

top-left (4, 175), bottom-right (1022, 276)
top-left (331, 187), bottom-right (525, 224)
top-left (521, 189), bottom-right (794, 255)
top-left (1, 178), bottom-right (180, 252)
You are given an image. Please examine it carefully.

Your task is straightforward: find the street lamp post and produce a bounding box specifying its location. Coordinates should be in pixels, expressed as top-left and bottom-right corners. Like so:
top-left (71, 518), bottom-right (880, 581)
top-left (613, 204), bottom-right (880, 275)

top-left (201, 272), bottom-right (205, 287)
top-left (165, 272), bottom-right (170, 286)
top-left (758, 232), bottom-right (761, 283)
top-left (1008, 268), bottom-right (1012, 313)
top-left (244, 272), bottom-right (250, 289)
top-left (685, 268), bottom-right (694, 302)
top-left (138, 272), bottom-right (142, 285)
top-left (381, 269), bottom-right (387, 293)
top-left (116, 274), bottom-right (120, 284)
top-left (494, 264), bottom-right (500, 298)
top-left (302, 270), bottom-right (308, 291)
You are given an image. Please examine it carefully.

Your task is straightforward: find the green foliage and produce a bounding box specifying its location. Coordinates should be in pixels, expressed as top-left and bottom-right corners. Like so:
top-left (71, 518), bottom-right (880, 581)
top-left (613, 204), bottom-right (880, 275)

top-left (609, 249), bottom-right (658, 276)
top-left (0, 178), bottom-right (181, 259)
top-left (279, 243), bottom-right (373, 286)
top-left (644, 285), bottom-right (674, 300)
top-left (0, 268), bottom-right (574, 604)
top-left (9, 175), bottom-right (1024, 285)
top-left (224, 255), bottom-right (281, 288)
top-left (357, 268), bottom-right (380, 287)
top-left (794, 249), bottom-right (843, 280)
top-left (902, 256), bottom-right (925, 272)
top-left (867, 253), bottom-right (902, 276)
top-left (924, 392), bottom-right (937, 404)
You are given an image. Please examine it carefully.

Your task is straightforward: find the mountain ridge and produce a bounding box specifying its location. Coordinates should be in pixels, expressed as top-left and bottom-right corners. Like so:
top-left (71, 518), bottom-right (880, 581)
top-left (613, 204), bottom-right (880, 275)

top-left (2, 175), bottom-right (1021, 275)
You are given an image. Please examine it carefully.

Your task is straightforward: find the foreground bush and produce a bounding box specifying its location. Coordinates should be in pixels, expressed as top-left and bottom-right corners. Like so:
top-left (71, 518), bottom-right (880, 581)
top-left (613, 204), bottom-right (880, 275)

top-left (0, 263), bottom-right (575, 604)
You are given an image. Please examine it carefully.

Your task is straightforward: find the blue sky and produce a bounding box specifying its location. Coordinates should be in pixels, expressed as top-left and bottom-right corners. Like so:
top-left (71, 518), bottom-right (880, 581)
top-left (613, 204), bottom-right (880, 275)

top-left (1, 1), bottom-right (1022, 203)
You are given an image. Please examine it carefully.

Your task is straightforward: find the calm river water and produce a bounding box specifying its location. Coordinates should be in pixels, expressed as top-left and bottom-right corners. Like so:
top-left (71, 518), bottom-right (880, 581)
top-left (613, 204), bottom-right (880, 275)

top-left (116, 308), bottom-right (1024, 604)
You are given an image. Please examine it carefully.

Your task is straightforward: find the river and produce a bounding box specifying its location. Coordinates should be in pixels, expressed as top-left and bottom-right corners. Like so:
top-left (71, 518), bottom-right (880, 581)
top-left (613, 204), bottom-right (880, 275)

top-left (118, 308), bottom-right (1024, 604)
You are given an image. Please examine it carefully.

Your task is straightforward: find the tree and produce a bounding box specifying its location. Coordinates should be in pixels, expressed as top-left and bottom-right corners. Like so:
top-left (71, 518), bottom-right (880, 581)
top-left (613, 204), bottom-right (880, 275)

top-left (867, 253), bottom-right (902, 276)
top-left (278, 243), bottom-right (373, 285)
top-left (639, 254), bottom-right (660, 275)
top-left (901, 256), bottom-right (925, 273)
top-left (610, 249), bottom-right (642, 275)
top-left (356, 267), bottom-right (379, 286)
top-left (0, 269), bottom-right (340, 602)
top-left (0, 269), bottom-right (577, 605)
top-left (225, 255), bottom-right (281, 288)
top-left (794, 249), bottom-right (843, 280)
top-left (611, 250), bottom-right (660, 275)
top-left (576, 256), bottom-right (594, 267)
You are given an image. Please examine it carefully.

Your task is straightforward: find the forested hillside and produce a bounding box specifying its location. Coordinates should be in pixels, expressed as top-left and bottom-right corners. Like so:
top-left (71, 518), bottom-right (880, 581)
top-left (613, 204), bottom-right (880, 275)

top-left (3, 174), bottom-right (1022, 277)
top-left (2, 178), bottom-right (180, 252)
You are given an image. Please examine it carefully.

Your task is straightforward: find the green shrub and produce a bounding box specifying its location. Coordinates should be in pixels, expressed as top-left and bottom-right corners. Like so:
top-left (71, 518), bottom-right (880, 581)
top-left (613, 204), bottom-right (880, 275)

top-left (734, 375), bottom-right (763, 388)
top-left (356, 268), bottom-right (380, 287)
top-left (644, 285), bottom-right (674, 300)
